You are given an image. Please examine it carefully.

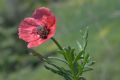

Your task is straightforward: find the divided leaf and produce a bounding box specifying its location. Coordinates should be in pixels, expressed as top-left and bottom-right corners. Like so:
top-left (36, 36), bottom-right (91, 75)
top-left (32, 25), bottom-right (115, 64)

top-left (45, 62), bottom-right (72, 80)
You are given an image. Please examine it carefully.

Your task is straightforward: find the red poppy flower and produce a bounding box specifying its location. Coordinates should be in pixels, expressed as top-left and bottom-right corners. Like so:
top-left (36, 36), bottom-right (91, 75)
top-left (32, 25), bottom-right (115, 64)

top-left (18, 7), bottom-right (56, 48)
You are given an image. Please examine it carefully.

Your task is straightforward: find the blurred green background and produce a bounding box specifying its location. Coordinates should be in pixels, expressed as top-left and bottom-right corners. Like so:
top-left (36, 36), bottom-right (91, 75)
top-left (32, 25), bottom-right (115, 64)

top-left (0, 0), bottom-right (120, 80)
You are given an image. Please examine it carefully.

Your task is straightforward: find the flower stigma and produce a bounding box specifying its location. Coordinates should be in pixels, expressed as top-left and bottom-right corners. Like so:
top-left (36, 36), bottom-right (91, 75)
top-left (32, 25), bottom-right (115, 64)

top-left (37, 25), bottom-right (49, 39)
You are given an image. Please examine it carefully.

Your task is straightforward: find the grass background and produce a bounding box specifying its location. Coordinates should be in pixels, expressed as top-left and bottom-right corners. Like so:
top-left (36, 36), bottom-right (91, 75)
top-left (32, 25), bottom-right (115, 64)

top-left (0, 0), bottom-right (120, 80)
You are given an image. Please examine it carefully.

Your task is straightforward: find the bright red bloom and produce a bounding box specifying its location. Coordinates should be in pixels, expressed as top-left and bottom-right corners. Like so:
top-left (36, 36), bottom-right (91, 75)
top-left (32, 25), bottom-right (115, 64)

top-left (18, 7), bottom-right (56, 48)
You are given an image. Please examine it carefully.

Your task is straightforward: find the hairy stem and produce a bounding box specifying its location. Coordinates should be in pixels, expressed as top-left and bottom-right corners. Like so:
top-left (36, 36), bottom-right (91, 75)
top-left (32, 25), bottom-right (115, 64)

top-left (51, 37), bottom-right (63, 50)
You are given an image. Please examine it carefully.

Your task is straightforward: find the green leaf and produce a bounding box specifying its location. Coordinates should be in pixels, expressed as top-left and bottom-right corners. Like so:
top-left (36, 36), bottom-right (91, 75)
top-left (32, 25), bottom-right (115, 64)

top-left (83, 66), bottom-right (93, 72)
top-left (83, 28), bottom-right (88, 51)
top-left (79, 76), bottom-right (86, 80)
top-left (67, 47), bottom-right (75, 63)
top-left (87, 60), bottom-right (95, 66)
top-left (45, 62), bottom-right (72, 80)
top-left (83, 54), bottom-right (89, 64)
top-left (45, 65), bottom-right (72, 80)
top-left (44, 65), bottom-right (59, 74)
top-left (74, 50), bottom-right (84, 63)
top-left (58, 49), bottom-right (68, 61)
top-left (78, 64), bottom-right (83, 72)
top-left (62, 47), bottom-right (75, 65)
top-left (77, 41), bottom-right (83, 51)
top-left (47, 57), bottom-right (68, 64)
top-left (69, 48), bottom-right (75, 61)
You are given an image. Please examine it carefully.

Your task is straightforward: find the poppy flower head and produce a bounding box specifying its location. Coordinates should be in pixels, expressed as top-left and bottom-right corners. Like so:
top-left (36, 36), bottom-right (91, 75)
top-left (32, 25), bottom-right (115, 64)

top-left (18, 7), bottom-right (56, 48)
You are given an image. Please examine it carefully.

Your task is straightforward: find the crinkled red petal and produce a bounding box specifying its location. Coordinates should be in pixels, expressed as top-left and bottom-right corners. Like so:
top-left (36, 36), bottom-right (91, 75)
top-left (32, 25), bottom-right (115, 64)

top-left (32, 7), bottom-right (52, 20)
top-left (19, 18), bottom-right (40, 42)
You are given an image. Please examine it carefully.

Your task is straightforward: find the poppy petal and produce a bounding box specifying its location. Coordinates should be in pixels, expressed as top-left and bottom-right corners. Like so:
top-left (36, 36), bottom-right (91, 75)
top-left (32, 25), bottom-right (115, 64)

top-left (47, 16), bottom-right (56, 28)
top-left (32, 7), bottom-right (52, 20)
top-left (19, 18), bottom-right (40, 42)
top-left (27, 39), bottom-right (46, 48)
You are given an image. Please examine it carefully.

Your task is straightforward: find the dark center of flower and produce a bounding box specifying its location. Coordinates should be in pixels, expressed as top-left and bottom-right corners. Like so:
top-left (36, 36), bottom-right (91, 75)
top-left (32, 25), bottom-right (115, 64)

top-left (37, 25), bottom-right (50, 39)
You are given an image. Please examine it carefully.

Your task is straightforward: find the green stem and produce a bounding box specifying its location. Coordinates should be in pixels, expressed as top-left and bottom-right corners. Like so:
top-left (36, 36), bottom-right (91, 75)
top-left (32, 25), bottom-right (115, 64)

top-left (51, 37), bottom-right (79, 80)
top-left (70, 64), bottom-right (79, 80)
top-left (51, 37), bottom-right (63, 50)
